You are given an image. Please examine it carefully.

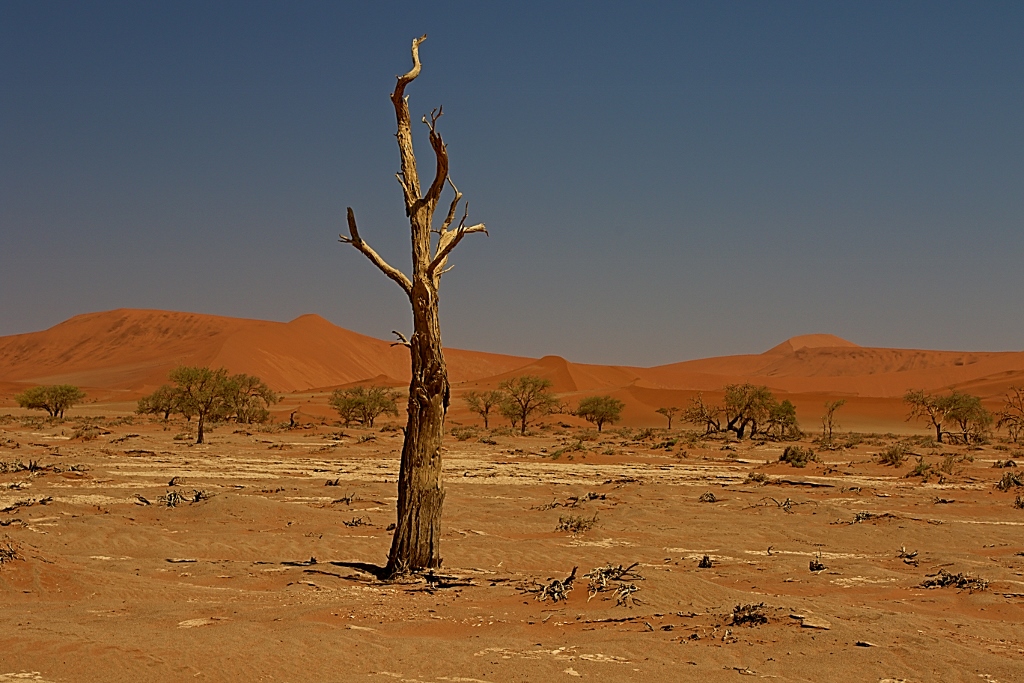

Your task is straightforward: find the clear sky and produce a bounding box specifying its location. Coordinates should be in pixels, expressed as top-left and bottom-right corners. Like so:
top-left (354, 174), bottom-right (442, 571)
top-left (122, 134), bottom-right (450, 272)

top-left (2, 2), bottom-right (1022, 365)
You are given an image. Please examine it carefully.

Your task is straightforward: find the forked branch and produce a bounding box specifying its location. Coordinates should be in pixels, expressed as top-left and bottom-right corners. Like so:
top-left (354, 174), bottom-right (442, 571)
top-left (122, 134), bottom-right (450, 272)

top-left (423, 107), bottom-right (449, 209)
top-left (391, 35), bottom-right (428, 212)
top-left (428, 208), bottom-right (487, 278)
top-left (340, 208), bottom-right (412, 295)
top-left (391, 330), bottom-right (412, 348)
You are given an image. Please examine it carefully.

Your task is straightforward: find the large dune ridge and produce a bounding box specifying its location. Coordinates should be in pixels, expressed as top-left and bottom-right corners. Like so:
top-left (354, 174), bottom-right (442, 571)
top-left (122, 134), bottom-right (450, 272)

top-left (0, 309), bottom-right (532, 394)
top-left (2, 309), bottom-right (1023, 430)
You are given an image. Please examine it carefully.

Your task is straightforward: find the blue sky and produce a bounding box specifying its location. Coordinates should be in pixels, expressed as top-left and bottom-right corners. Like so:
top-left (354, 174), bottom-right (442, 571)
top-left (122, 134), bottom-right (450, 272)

top-left (2, 2), bottom-right (1022, 365)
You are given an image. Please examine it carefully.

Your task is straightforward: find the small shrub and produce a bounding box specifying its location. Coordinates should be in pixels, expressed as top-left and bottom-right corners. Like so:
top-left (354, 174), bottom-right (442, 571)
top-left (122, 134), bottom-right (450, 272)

top-left (577, 429), bottom-right (600, 442)
top-left (878, 442), bottom-right (912, 467)
top-left (0, 539), bottom-right (21, 567)
top-left (920, 569), bottom-right (988, 592)
top-left (938, 453), bottom-right (971, 475)
top-left (479, 437), bottom-right (498, 445)
top-left (72, 426), bottom-right (102, 441)
top-left (556, 514), bottom-right (598, 535)
top-left (632, 428), bottom-right (657, 442)
top-left (450, 426), bottom-right (476, 442)
top-left (157, 489), bottom-right (211, 507)
top-left (779, 446), bottom-right (816, 468)
top-left (698, 491), bottom-right (717, 503)
top-left (550, 440), bottom-right (584, 460)
top-left (745, 471), bottom-right (768, 485)
top-left (731, 603), bottom-right (768, 626)
top-left (1014, 495), bottom-right (1024, 510)
top-left (996, 471), bottom-right (1024, 491)
top-left (905, 457), bottom-right (933, 480)
top-left (994, 459), bottom-right (1018, 468)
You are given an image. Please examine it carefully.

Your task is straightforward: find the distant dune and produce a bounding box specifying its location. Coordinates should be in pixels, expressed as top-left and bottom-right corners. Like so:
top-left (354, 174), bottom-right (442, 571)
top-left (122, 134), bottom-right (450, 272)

top-left (0, 309), bottom-right (531, 394)
top-left (1, 310), bottom-right (1022, 430)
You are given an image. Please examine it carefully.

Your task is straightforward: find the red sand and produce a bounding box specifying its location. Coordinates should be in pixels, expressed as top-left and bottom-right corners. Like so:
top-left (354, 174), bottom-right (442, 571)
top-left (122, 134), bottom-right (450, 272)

top-left (1, 309), bottom-right (1023, 432)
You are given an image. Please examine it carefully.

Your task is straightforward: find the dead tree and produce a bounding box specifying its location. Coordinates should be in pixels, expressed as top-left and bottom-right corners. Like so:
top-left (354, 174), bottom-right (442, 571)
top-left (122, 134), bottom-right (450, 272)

top-left (340, 35), bottom-right (487, 576)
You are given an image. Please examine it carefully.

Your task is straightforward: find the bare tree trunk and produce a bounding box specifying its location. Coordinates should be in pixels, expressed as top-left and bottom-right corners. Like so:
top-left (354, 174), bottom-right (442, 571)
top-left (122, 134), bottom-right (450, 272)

top-left (340, 36), bottom-right (487, 577)
top-left (389, 286), bottom-right (448, 571)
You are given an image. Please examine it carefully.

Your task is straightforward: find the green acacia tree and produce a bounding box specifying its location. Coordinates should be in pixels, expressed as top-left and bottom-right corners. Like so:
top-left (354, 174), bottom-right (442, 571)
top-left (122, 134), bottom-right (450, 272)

top-left (723, 384), bottom-right (775, 439)
top-left (764, 398), bottom-right (800, 440)
top-left (15, 384), bottom-right (85, 419)
top-left (136, 384), bottom-right (180, 421)
top-left (576, 395), bottom-right (625, 432)
top-left (944, 391), bottom-right (991, 444)
top-left (170, 366), bottom-right (229, 444)
top-left (464, 390), bottom-right (504, 430)
top-left (497, 376), bottom-right (557, 435)
top-left (222, 374), bottom-right (278, 424)
top-left (329, 385), bottom-right (400, 427)
top-left (904, 390), bottom-right (950, 443)
top-left (655, 406), bottom-right (679, 429)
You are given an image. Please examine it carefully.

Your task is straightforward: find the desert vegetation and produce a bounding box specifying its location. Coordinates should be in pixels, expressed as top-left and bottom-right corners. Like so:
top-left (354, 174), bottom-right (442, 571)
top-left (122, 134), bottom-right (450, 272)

top-left (496, 375), bottom-right (558, 435)
top-left (575, 395), bottom-right (624, 432)
top-left (681, 384), bottom-right (799, 440)
top-left (904, 389), bottom-right (992, 444)
top-left (14, 384), bottom-right (85, 418)
top-left (329, 385), bottom-right (400, 427)
top-left (997, 386), bottom-right (1024, 443)
top-left (136, 366), bottom-right (277, 443)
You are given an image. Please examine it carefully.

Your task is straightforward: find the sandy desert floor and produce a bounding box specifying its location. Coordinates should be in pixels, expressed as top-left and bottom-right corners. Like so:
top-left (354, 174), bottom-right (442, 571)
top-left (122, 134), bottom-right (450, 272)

top-left (1, 412), bottom-right (1023, 682)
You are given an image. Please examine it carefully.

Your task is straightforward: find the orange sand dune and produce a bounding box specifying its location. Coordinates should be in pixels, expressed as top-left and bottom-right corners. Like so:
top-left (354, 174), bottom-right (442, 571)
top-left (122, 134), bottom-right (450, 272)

top-left (463, 355), bottom-right (641, 394)
top-left (637, 342), bottom-right (1024, 399)
top-left (2, 310), bottom-right (1023, 421)
top-left (0, 309), bottom-right (531, 395)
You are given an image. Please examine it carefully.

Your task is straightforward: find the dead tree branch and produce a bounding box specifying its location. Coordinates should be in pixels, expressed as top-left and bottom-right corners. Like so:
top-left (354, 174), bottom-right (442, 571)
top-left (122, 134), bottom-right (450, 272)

top-left (339, 208), bottom-right (412, 295)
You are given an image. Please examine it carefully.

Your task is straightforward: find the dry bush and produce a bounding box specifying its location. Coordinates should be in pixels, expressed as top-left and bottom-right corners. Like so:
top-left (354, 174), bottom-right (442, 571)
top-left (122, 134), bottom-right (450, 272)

top-left (449, 426), bottom-right (476, 442)
top-left (996, 471), bottom-right (1024, 491)
top-left (905, 457), bottom-right (933, 480)
top-left (745, 471), bottom-right (769, 485)
top-left (584, 563), bottom-right (644, 607)
top-left (920, 569), bottom-right (988, 592)
top-left (994, 459), bottom-right (1018, 468)
top-left (556, 514), bottom-right (598, 534)
top-left (549, 440), bottom-right (584, 460)
top-left (157, 489), bottom-right (211, 507)
top-left (532, 567), bottom-right (577, 602)
top-left (731, 603), bottom-right (769, 626)
top-left (0, 538), bottom-right (21, 567)
top-left (878, 442), bottom-right (912, 467)
top-left (938, 453), bottom-right (972, 475)
top-left (632, 428), bottom-right (657, 442)
top-left (779, 445), bottom-right (816, 468)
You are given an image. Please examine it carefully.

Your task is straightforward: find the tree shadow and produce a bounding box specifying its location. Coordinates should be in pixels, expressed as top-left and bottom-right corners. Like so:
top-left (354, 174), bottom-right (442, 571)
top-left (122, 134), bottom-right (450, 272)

top-left (331, 560), bottom-right (389, 580)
